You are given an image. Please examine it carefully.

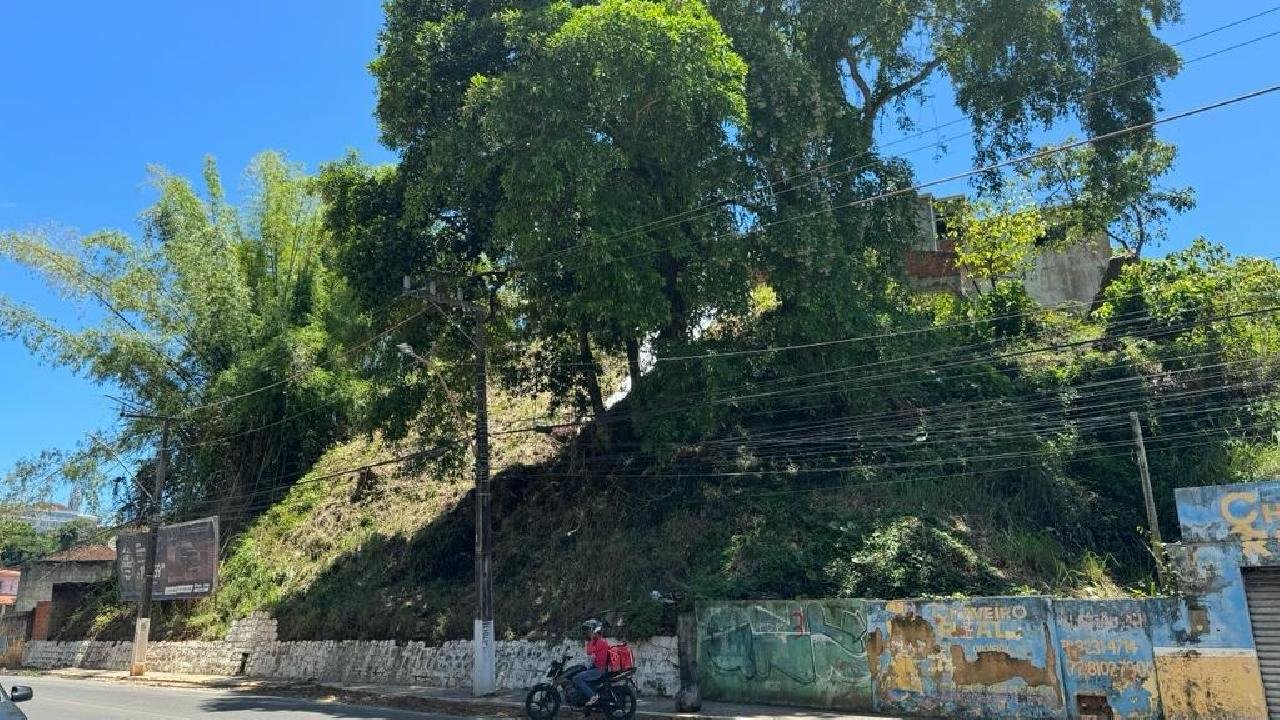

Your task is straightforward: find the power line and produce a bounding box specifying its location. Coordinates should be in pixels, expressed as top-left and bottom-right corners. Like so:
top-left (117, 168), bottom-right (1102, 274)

top-left (490, 378), bottom-right (1278, 477)
top-left (497, 300), bottom-right (1280, 437)
top-left (720, 430), bottom-right (1277, 502)
top-left (199, 402), bottom-right (1278, 525)
top-left (123, 293), bottom-right (1280, 525)
top-left (179, 350), bottom-right (1277, 520)
top-left (21, 16), bottom-right (1280, 488)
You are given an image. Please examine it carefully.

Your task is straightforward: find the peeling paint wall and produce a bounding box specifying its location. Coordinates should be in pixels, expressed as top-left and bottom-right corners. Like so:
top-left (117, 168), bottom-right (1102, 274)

top-left (696, 600), bottom-right (872, 710)
top-left (1152, 649), bottom-right (1265, 720)
top-left (695, 596), bottom-right (1199, 719)
top-left (689, 481), bottom-right (1280, 719)
top-left (1054, 599), bottom-right (1160, 719)
top-left (867, 596), bottom-right (1064, 719)
top-left (1177, 481), bottom-right (1280, 564)
top-left (1154, 481), bottom-right (1279, 720)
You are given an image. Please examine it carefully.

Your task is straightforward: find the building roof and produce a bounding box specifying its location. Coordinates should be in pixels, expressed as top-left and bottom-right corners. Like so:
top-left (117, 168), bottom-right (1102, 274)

top-left (38, 545), bottom-right (116, 563)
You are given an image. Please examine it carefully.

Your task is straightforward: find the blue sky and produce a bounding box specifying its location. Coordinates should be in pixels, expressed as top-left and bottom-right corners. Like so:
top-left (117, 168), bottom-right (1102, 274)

top-left (2, 2), bottom-right (1279, 507)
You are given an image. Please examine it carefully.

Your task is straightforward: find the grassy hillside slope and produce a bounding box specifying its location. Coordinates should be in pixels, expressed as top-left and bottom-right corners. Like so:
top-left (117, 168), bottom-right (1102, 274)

top-left (57, 259), bottom-right (1280, 644)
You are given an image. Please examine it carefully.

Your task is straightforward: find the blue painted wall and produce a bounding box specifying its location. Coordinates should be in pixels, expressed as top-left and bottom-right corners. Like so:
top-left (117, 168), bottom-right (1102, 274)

top-left (1176, 479), bottom-right (1280, 548)
top-left (1054, 599), bottom-right (1160, 719)
top-left (691, 480), bottom-right (1280, 719)
top-left (867, 596), bottom-right (1065, 719)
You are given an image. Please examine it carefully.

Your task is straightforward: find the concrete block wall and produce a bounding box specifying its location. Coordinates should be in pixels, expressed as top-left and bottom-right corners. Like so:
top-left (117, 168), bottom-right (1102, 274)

top-left (697, 596), bottom-right (1199, 719)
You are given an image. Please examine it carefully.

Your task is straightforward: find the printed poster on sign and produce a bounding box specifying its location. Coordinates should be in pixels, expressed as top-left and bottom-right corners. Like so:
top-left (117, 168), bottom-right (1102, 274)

top-left (117, 516), bottom-right (219, 601)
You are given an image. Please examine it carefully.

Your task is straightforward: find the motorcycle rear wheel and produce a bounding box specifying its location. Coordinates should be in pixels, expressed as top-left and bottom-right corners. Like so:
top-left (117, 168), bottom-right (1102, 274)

top-left (525, 684), bottom-right (561, 720)
top-left (606, 685), bottom-right (637, 720)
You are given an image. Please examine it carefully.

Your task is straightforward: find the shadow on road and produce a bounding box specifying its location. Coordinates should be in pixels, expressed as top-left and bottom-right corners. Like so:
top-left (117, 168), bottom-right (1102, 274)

top-left (199, 694), bottom-right (442, 718)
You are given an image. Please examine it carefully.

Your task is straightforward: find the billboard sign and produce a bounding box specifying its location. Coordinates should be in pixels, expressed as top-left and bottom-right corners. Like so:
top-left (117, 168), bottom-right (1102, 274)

top-left (118, 516), bottom-right (218, 601)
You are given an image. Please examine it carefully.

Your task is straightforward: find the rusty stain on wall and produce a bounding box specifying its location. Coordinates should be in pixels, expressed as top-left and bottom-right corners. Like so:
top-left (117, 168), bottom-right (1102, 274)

top-left (949, 641), bottom-right (1058, 687)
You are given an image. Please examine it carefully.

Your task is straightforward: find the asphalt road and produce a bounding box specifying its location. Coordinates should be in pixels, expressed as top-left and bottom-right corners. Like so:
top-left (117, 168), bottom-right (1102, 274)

top-left (0, 675), bottom-right (472, 720)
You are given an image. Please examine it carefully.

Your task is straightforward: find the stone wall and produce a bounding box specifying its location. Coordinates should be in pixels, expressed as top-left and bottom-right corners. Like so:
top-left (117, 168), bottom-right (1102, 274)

top-left (23, 613), bottom-right (678, 696)
top-left (23, 640), bottom-right (242, 676)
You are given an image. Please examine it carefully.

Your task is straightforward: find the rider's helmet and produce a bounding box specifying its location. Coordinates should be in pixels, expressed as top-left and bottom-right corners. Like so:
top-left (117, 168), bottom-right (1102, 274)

top-left (581, 619), bottom-right (604, 637)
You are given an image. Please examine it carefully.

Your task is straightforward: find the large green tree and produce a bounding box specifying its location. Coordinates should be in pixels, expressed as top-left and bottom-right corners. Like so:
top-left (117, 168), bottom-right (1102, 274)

top-left (334, 0), bottom-right (755, 420)
top-left (1028, 139), bottom-right (1194, 257)
top-left (468, 0), bottom-right (750, 416)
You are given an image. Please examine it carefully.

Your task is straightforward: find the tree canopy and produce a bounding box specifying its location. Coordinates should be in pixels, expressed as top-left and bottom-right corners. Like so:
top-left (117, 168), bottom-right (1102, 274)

top-left (1, 153), bottom-right (374, 524)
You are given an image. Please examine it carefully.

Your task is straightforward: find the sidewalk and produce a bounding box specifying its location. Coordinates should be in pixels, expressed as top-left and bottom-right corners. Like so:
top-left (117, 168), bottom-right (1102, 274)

top-left (38, 668), bottom-right (906, 720)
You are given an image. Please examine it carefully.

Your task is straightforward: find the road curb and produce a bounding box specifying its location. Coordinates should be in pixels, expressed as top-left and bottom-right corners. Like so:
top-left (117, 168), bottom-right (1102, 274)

top-left (35, 669), bottom-right (297, 691)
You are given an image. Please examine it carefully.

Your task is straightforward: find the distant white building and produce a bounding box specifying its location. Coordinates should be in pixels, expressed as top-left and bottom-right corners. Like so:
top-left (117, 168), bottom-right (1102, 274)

top-left (20, 488), bottom-right (98, 533)
top-left (21, 505), bottom-right (98, 533)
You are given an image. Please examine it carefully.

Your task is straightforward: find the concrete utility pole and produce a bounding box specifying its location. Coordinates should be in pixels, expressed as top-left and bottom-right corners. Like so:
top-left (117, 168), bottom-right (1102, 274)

top-left (403, 278), bottom-right (495, 696)
top-left (471, 304), bottom-right (495, 696)
top-left (1129, 411), bottom-right (1166, 586)
top-left (121, 413), bottom-right (171, 677)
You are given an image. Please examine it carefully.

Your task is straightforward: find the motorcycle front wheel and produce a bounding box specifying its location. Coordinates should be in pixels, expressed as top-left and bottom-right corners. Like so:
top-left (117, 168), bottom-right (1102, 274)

top-left (525, 684), bottom-right (561, 720)
top-left (606, 684), bottom-right (637, 720)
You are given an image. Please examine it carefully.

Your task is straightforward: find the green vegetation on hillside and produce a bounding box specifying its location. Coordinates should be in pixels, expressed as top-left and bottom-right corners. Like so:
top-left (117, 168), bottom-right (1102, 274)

top-left (10, 0), bottom-right (1280, 644)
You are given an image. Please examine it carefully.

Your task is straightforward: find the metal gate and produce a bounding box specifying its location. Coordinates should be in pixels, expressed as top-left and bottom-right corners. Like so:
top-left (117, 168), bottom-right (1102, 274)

top-left (1245, 567), bottom-right (1280, 716)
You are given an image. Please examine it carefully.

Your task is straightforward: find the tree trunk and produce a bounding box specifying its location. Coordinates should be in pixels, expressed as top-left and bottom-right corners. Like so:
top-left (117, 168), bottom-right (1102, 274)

top-left (658, 251), bottom-right (688, 342)
top-left (578, 321), bottom-right (606, 419)
top-left (625, 335), bottom-right (642, 389)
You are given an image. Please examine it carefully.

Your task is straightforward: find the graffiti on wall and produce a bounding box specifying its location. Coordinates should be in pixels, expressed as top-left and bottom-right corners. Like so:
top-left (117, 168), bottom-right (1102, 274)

top-left (697, 600), bottom-right (872, 709)
top-left (867, 597), bottom-right (1064, 719)
top-left (1054, 599), bottom-right (1159, 719)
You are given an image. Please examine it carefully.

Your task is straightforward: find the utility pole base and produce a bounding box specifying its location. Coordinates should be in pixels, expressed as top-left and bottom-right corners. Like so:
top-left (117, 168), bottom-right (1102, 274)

top-left (130, 616), bottom-right (150, 677)
top-left (472, 618), bottom-right (496, 696)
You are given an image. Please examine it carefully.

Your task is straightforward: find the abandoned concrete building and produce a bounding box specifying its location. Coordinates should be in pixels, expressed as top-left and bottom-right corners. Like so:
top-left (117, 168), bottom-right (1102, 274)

top-left (905, 194), bottom-right (1118, 308)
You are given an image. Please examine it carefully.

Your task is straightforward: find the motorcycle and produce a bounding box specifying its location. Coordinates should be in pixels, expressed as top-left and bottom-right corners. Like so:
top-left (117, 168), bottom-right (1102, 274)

top-left (525, 653), bottom-right (638, 720)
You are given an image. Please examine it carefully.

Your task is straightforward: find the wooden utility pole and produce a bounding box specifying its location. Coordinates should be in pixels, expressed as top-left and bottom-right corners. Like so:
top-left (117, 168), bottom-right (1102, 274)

top-left (404, 278), bottom-right (495, 695)
top-left (1129, 411), bottom-right (1166, 586)
top-left (122, 413), bottom-right (171, 677)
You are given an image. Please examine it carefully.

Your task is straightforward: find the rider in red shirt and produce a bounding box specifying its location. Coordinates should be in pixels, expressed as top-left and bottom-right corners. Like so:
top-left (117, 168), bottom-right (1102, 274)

top-left (576, 619), bottom-right (610, 707)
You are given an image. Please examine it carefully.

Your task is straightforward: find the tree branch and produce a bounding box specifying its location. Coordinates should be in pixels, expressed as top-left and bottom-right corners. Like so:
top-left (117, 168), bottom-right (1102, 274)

top-left (866, 57), bottom-right (943, 121)
top-left (842, 48), bottom-right (873, 111)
